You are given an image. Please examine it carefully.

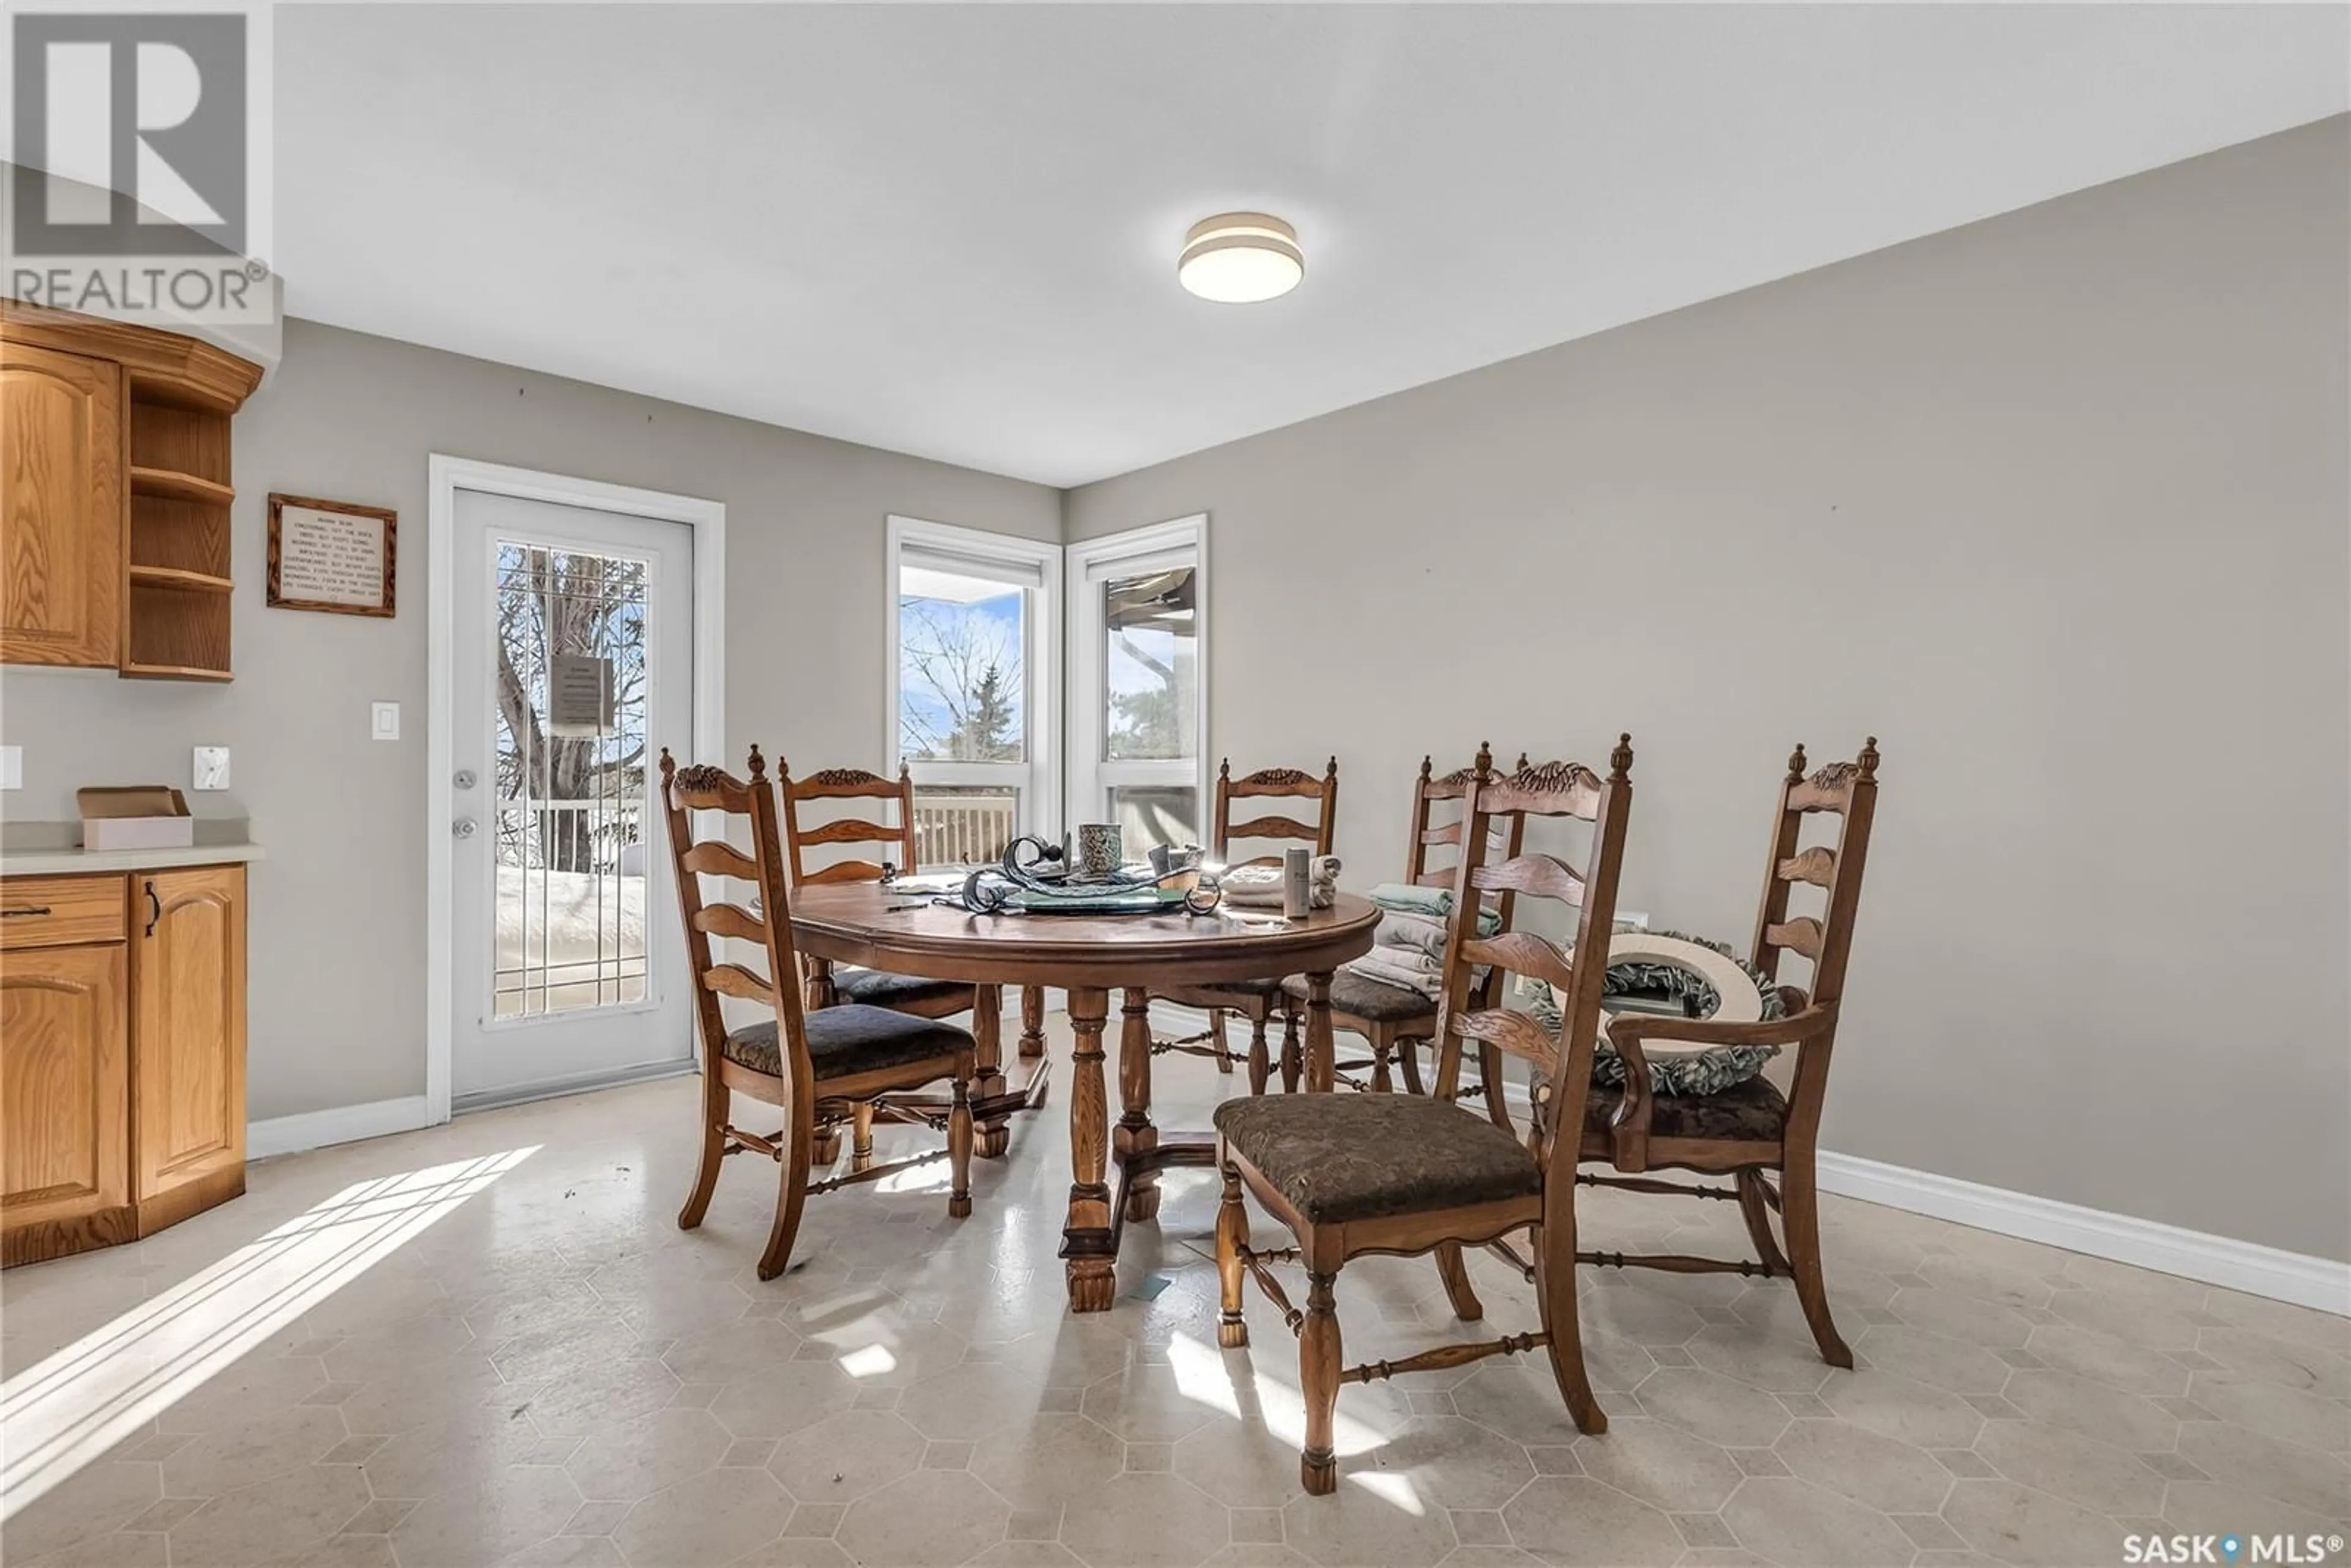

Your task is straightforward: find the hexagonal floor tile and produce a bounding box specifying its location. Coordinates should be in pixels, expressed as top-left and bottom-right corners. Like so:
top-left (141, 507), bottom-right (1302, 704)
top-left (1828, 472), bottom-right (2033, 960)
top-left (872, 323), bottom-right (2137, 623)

top-left (1501, 1476), bottom-right (1681, 1567)
top-left (1940, 1478), bottom-right (2124, 1568)
top-left (767, 1409), bottom-right (930, 1502)
top-left (1569, 1417), bottom-right (1741, 1513)
top-left (612, 1467), bottom-right (794, 1567)
top-left (1633, 1369), bottom-right (1790, 1449)
top-left (834, 1469), bottom-right (1009, 1568)
top-left (1718, 1476), bottom-right (1916, 1568)
top-left (978, 1412), bottom-right (1130, 1510)
top-left (1059, 1472), bottom-right (1224, 1568)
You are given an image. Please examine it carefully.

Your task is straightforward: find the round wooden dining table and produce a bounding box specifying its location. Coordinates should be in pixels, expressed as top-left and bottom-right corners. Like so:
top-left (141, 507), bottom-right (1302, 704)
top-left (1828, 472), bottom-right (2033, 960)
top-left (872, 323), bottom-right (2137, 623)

top-left (788, 883), bottom-right (1382, 1310)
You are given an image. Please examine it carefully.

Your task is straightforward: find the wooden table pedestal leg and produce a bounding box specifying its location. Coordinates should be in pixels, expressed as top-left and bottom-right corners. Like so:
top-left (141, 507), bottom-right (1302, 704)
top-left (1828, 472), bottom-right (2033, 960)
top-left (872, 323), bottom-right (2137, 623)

top-left (1114, 986), bottom-right (1160, 1223)
top-left (1304, 970), bottom-right (1338, 1094)
top-left (972, 984), bottom-right (1010, 1158)
top-left (1060, 986), bottom-right (1117, 1311)
top-left (1019, 986), bottom-right (1046, 1060)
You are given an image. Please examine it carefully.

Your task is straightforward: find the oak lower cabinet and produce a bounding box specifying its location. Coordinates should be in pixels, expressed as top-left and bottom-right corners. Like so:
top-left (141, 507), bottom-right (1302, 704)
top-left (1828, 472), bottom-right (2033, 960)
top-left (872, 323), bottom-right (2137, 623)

top-left (0, 865), bottom-right (248, 1266)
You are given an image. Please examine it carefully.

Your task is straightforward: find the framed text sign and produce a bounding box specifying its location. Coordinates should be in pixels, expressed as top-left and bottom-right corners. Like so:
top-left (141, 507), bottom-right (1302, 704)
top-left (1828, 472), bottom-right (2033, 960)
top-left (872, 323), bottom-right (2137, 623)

top-left (268, 493), bottom-right (397, 617)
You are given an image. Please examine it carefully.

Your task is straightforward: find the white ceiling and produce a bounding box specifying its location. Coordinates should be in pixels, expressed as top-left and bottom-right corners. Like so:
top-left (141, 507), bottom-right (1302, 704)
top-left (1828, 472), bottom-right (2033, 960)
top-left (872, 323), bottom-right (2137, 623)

top-left (276, 5), bottom-right (2349, 488)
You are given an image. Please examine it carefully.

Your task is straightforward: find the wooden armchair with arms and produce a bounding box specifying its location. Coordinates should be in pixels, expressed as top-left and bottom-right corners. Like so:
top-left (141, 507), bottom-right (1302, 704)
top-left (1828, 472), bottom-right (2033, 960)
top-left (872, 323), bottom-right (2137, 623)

top-left (1285, 753), bottom-right (1530, 1096)
top-left (1151, 757), bottom-right (1339, 1095)
top-left (778, 762), bottom-right (1019, 1163)
top-left (1213, 740), bottom-right (1635, 1494)
top-left (659, 747), bottom-right (975, 1281)
top-left (1578, 738), bottom-right (1881, 1368)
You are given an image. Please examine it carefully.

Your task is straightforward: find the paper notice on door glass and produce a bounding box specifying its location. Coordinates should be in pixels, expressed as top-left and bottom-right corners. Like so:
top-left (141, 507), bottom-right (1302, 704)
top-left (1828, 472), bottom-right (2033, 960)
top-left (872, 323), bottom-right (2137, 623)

top-left (549, 654), bottom-right (614, 736)
top-left (276, 505), bottom-right (388, 607)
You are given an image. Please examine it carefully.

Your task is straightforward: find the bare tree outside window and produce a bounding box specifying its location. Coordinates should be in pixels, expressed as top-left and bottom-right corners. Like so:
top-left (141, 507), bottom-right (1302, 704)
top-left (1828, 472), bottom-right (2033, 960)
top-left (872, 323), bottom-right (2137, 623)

top-left (898, 591), bottom-right (1027, 763)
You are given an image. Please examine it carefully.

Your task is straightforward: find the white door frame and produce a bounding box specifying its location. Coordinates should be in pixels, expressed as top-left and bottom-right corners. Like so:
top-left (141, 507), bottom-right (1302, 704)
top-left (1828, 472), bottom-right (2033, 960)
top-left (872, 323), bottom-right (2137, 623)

top-left (426, 456), bottom-right (726, 1126)
top-left (1065, 514), bottom-right (1210, 836)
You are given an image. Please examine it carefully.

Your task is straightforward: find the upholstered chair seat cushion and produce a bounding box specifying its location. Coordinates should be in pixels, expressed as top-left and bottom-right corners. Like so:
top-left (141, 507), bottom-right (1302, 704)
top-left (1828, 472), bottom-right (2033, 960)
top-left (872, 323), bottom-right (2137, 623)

top-left (1215, 1094), bottom-right (1541, 1225)
top-left (723, 1005), bottom-right (971, 1081)
top-left (833, 966), bottom-right (970, 1011)
top-left (1279, 971), bottom-right (1438, 1024)
top-left (1581, 1075), bottom-right (1790, 1147)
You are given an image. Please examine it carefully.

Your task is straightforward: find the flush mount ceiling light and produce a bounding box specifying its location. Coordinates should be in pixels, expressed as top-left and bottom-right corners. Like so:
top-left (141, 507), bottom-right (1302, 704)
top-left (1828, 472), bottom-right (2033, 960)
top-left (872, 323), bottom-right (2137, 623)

top-left (1178, 212), bottom-right (1304, 304)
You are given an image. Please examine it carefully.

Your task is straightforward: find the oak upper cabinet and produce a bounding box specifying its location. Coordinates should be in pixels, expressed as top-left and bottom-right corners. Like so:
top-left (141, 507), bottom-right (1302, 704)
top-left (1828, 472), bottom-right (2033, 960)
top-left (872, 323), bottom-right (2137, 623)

top-left (1, 340), bottom-right (124, 668)
top-left (132, 866), bottom-right (246, 1201)
top-left (0, 302), bottom-right (262, 680)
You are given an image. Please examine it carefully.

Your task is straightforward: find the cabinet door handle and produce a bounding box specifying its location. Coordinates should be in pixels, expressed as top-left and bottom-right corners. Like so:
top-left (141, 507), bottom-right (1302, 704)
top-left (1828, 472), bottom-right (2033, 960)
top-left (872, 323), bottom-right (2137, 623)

top-left (144, 880), bottom-right (161, 937)
top-left (0, 906), bottom-right (51, 918)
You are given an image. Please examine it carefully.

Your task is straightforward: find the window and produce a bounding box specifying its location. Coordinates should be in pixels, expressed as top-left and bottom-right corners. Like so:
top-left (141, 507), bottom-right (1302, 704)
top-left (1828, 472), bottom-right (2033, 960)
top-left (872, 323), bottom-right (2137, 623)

top-left (887, 517), bottom-right (1059, 866)
top-left (1068, 517), bottom-right (1207, 856)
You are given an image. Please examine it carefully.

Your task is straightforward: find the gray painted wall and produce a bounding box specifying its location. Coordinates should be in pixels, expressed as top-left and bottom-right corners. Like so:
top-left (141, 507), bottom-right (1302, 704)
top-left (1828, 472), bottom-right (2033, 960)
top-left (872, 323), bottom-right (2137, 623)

top-left (0, 320), bottom-right (1059, 1120)
top-left (1067, 120), bottom-right (2351, 1261)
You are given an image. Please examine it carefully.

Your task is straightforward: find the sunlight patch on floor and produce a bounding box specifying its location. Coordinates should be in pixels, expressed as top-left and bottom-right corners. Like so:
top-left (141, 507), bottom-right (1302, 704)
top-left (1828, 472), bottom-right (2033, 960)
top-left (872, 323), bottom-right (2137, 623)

top-left (0, 1147), bottom-right (536, 1520)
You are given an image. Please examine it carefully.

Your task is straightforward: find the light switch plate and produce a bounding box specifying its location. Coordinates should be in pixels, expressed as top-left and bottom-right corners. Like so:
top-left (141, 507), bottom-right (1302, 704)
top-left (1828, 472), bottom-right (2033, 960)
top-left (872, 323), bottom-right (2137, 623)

top-left (0, 746), bottom-right (20, 790)
top-left (371, 702), bottom-right (400, 741)
top-left (192, 746), bottom-right (231, 790)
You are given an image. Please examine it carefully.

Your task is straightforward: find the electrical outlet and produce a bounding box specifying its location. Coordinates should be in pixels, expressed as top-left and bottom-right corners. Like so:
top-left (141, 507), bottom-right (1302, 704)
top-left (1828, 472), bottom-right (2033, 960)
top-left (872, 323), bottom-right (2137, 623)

top-left (0, 746), bottom-right (20, 790)
top-left (192, 746), bottom-right (231, 790)
top-left (371, 702), bottom-right (401, 741)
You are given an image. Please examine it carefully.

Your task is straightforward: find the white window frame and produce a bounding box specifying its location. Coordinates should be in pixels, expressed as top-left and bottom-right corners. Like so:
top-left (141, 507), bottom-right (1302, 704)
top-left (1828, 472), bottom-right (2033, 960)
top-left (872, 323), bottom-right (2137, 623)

top-left (1066, 514), bottom-right (1210, 844)
top-left (884, 515), bottom-right (1063, 847)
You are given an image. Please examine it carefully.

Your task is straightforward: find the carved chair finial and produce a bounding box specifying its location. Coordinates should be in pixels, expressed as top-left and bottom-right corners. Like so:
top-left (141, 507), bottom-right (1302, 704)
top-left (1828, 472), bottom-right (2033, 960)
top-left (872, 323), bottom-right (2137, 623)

top-left (1417, 754), bottom-right (1433, 782)
top-left (1859, 737), bottom-right (1881, 779)
top-left (747, 745), bottom-right (768, 781)
top-left (1609, 733), bottom-right (1634, 781)
top-left (1324, 756), bottom-right (1338, 781)
top-left (1786, 743), bottom-right (1809, 784)
top-left (1219, 757), bottom-right (1231, 781)
top-left (1474, 741), bottom-right (1494, 780)
top-left (659, 747), bottom-right (675, 783)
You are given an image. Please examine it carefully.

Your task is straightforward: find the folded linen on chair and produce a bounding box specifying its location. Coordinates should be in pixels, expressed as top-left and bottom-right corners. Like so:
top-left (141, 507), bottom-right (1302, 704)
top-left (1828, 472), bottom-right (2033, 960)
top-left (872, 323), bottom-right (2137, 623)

top-left (1374, 906), bottom-right (1500, 958)
top-left (1365, 882), bottom-right (1452, 918)
top-left (1220, 855), bottom-right (1342, 909)
top-left (1340, 947), bottom-right (1445, 1000)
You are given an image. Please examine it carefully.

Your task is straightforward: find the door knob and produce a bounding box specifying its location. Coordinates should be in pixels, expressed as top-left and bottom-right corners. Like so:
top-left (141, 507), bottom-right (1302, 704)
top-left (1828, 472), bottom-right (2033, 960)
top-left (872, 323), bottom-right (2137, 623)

top-left (453, 817), bottom-right (478, 839)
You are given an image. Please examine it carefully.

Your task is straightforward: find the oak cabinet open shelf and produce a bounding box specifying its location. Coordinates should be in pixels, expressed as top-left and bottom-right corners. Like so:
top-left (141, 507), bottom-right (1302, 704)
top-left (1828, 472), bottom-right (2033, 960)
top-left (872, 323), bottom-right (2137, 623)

top-left (0, 865), bottom-right (249, 1266)
top-left (0, 302), bottom-right (260, 681)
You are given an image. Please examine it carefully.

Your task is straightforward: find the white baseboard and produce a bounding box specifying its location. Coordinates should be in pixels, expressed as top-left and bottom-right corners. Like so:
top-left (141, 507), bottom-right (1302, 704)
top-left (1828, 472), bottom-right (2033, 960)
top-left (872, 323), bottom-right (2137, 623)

top-left (245, 991), bottom-right (1060, 1165)
top-left (1153, 1002), bottom-right (2350, 1316)
top-left (1815, 1151), bottom-right (2350, 1317)
top-left (247, 1095), bottom-right (435, 1160)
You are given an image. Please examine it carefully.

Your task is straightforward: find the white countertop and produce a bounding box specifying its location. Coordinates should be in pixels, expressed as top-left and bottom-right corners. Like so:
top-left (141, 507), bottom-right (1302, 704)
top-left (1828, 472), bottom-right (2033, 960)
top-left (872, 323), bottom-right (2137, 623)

top-left (0, 842), bottom-right (266, 877)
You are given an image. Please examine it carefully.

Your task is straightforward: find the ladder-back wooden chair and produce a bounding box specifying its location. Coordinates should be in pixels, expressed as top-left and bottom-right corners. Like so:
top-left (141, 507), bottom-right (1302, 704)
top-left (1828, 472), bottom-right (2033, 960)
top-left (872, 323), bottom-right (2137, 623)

top-left (1580, 739), bottom-right (1881, 1368)
top-left (1285, 754), bottom-right (1530, 1096)
top-left (660, 747), bottom-right (975, 1281)
top-left (1152, 757), bottom-right (1339, 1094)
top-left (779, 762), bottom-right (1014, 1164)
top-left (1214, 740), bottom-right (1635, 1494)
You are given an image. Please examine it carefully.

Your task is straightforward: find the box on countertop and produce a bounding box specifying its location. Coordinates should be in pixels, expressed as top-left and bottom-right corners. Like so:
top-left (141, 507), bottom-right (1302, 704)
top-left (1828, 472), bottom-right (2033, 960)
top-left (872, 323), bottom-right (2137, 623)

top-left (78, 786), bottom-right (195, 852)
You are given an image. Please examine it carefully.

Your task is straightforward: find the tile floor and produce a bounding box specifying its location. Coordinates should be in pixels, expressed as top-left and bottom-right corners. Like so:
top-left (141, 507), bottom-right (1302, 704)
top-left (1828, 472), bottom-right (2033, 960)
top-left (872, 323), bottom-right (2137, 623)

top-left (3, 1020), bottom-right (2345, 1568)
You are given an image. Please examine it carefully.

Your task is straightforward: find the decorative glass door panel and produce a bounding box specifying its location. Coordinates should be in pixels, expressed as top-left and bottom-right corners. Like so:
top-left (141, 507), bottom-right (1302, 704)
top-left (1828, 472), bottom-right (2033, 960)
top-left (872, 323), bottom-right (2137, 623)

top-left (490, 545), bottom-right (651, 1019)
top-left (449, 489), bottom-right (694, 1110)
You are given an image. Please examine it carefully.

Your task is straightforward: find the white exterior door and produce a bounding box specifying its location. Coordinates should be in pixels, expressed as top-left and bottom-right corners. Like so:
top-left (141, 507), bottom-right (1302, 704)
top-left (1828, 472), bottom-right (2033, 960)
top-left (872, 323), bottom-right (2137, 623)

top-left (448, 489), bottom-right (697, 1109)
